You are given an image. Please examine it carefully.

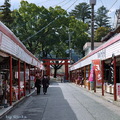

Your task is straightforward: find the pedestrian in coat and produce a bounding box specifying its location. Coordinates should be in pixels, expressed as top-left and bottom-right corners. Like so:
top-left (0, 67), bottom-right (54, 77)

top-left (35, 74), bottom-right (42, 95)
top-left (79, 75), bottom-right (83, 85)
top-left (42, 75), bottom-right (49, 95)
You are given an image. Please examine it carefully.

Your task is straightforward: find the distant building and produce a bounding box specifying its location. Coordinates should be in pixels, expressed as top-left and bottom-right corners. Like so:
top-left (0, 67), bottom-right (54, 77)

top-left (100, 8), bottom-right (120, 43)
top-left (83, 42), bottom-right (102, 56)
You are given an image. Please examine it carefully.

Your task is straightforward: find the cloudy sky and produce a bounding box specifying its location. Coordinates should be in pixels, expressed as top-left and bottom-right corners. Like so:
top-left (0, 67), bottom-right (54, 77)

top-left (0, 0), bottom-right (120, 27)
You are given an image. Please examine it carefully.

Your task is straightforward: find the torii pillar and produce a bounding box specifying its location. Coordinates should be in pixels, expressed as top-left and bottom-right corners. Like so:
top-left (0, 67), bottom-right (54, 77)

top-left (65, 60), bottom-right (69, 80)
top-left (46, 60), bottom-right (50, 76)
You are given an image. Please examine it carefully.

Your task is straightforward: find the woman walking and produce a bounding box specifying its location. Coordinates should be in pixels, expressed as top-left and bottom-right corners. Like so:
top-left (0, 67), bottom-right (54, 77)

top-left (42, 75), bottom-right (49, 95)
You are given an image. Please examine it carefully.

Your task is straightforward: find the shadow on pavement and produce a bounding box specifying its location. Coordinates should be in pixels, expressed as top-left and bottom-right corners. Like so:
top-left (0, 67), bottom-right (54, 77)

top-left (1, 81), bottom-right (78, 120)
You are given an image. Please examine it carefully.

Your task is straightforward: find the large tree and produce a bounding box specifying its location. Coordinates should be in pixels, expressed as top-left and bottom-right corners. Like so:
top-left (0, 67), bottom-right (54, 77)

top-left (10, 1), bottom-right (90, 77)
top-left (95, 6), bottom-right (111, 28)
top-left (68, 17), bottom-right (89, 56)
top-left (11, 1), bottom-right (69, 58)
top-left (69, 2), bottom-right (91, 23)
top-left (0, 0), bottom-right (13, 28)
top-left (94, 27), bottom-right (111, 42)
top-left (10, 1), bottom-right (69, 77)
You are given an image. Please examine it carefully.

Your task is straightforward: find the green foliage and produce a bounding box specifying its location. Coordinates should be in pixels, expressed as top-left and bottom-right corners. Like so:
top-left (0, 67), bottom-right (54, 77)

top-left (94, 27), bottom-right (111, 42)
top-left (10, 1), bottom-right (69, 59)
top-left (0, 0), bottom-right (13, 28)
top-left (69, 17), bottom-right (89, 55)
top-left (95, 6), bottom-right (111, 28)
top-left (69, 3), bottom-right (111, 44)
top-left (7, 1), bottom-right (90, 60)
top-left (69, 2), bottom-right (91, 23)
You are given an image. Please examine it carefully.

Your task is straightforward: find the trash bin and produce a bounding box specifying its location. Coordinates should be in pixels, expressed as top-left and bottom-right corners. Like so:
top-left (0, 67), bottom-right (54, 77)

top-left (90, 81), bottom-right (94, 90)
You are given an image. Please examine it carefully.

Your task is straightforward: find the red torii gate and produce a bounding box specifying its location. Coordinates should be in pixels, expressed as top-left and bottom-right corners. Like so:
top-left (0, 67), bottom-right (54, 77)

top-left (42, 59), bottom-right (70, 80)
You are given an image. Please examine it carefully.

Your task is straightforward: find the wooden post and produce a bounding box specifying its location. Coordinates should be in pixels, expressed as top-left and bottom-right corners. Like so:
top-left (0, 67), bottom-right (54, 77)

top-left (18, 59), bottom-right (20, 100)
top-left (24, 62), bottom-right (26, 96)
top-left (9, 56), bottom-right (12, 105)
top-left (69, 71), bottom-right (71, 82)
top-left (101, 60), bottom-right (104, 96)
top-left (84, 66), bottom-right (86, 88)
top-left (47, 60), bottom-right (50, 76)
top-left (29, 65), bottom-right (31, 94)
top-left (65, 60), bottom-right (69, 81)
top-left (34, 66), bottom-right (36, 79)
top-left (88, 65), bottom-right (90, 90)
top-left (94, 69), bottom-right (96, 93)
top-left (114, 57), bottom-right (117, 101)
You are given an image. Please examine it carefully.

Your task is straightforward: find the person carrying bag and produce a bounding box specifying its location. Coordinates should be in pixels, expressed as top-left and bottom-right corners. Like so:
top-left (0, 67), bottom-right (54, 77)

top-left (42, 75), bottom-right (49, 95)
top-left (35, 73), bottom-right (42, 95)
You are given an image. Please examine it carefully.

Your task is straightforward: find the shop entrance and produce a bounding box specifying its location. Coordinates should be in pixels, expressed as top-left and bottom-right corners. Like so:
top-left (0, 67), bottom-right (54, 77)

top-left (104, 60), bottom-right (120, 84)
top-left (0, 55), bottom-right (10, 107)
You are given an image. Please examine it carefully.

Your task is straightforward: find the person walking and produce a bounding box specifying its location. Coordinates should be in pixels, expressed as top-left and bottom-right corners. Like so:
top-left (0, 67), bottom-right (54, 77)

top-left (35, 73), bottom-right (42, 95)
top-left (42, 75), bottom-right (49, 95)
top-left (79, 74), bottom-right (83, 86)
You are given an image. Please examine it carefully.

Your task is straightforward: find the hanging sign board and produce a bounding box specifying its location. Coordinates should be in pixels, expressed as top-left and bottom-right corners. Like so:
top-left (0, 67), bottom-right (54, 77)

top-left (89, 66), bottom-right (94, 82)
top-left (92, 59), bottom-right (102, 87)
top-left (117, 83), bottom-right (120, 97)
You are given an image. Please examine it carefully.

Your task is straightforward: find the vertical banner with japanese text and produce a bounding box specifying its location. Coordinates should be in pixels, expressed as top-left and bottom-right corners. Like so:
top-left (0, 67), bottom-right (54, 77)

top-left (117, 83), bottom-right (120, 97)
top-left (88, 65), bottom-right (94, 82)
top-left (92, 59), bottom-right (102, 87)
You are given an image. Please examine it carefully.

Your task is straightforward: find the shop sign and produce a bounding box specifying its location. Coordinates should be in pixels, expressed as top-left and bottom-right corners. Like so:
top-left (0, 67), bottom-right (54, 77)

top-left (92, 59), bottom-right (102, 86)
top-left (117, 83), bottom-right (120, 97)
top-left (97, 49), bottom-right (106, 59)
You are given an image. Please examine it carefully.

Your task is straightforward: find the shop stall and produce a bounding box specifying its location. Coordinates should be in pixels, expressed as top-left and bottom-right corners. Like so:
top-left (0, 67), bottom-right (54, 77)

top-left (69, 33), bottom-right (120, 101)
top-left (0, 21), bottom-right (45, 108)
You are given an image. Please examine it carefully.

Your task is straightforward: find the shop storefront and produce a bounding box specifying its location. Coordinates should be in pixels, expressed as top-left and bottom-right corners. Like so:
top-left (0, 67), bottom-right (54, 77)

top-left (69, 33), bottom-right (120, 101)
top-left (0, 22), bottom-right (44, 108)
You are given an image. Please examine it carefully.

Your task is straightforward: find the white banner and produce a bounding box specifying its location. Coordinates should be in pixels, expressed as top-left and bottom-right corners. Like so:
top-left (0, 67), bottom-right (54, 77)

top-left (116, 83), bottom-right (120, 97)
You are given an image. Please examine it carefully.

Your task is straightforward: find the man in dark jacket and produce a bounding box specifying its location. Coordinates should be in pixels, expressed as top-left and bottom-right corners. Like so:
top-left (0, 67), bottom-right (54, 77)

top-left (35, 74), bottom-right (42, 95)
top-left (42, 75), bottom-right (49, 95)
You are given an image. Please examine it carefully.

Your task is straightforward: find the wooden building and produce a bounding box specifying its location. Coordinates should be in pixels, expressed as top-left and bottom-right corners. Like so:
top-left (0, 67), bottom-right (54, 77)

top-left (0, 21), bottom-right (44, 107)
top-left (69, 27), bottom-right (120, 101)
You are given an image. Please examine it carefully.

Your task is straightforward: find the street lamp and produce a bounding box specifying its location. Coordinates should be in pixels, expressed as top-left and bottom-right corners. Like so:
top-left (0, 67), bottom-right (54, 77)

top-left (90, 0), bottom-right (96, 50)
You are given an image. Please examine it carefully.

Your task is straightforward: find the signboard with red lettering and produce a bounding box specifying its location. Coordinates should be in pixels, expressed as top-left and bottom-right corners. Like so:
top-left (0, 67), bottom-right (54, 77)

top-left (117, 83), bottom-right (120, 97)
top-left (92, 59), bottom-right (102, 87)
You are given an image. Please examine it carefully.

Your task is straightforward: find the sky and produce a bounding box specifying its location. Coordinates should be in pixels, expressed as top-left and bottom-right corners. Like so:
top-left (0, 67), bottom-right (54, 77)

top-left (0, 0), bottom-right (120, 27)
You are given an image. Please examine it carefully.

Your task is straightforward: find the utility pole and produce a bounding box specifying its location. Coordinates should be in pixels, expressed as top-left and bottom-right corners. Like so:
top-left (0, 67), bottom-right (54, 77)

top-left (68, 32), bottom-right (71, 64)
top-left (90, 0), bottom-right (96, 50)
top-left (115, 9), bottom-right (120, 28)
top-left (68, 31), bottom-right (73, 65)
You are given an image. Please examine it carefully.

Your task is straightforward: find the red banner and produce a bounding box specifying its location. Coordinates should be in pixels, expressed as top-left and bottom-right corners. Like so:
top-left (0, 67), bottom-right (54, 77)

top-left (92, 59), bottom-right (102, 86)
